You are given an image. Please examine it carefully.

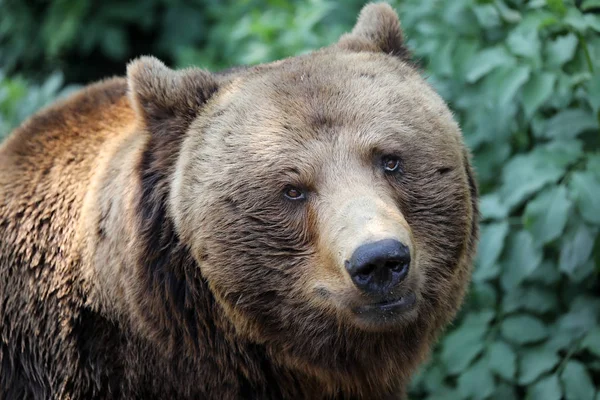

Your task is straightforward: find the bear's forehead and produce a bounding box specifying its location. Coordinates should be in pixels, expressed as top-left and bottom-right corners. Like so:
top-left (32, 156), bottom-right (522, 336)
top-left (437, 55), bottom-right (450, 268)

top-left (209, 52), bottom-right (461, 155)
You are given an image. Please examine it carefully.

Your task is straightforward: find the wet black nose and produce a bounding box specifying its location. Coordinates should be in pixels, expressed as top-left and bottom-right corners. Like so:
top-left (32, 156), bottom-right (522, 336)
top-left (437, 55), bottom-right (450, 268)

top-left (346, 239), bottom-right (410, 294)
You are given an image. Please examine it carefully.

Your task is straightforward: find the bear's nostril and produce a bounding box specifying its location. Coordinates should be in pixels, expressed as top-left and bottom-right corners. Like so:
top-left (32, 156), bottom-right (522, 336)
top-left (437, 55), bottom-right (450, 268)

top-left (388, 261), bottom-right (404, 273)
top-left (357, 264), bottom-right (376, 280)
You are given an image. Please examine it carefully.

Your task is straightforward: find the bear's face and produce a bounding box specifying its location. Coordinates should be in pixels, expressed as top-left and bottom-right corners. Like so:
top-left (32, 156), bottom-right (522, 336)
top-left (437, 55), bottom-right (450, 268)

top-left (128, 2), bottom-right (478, 386)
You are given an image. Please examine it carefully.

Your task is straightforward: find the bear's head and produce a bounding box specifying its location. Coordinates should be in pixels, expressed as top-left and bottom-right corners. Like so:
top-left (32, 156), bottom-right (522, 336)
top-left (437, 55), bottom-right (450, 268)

top-left (126, 2), bottom-right (478, 394)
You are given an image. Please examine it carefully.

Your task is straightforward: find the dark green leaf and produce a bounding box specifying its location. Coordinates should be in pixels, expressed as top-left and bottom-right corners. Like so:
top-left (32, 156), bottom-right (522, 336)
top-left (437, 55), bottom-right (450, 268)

top-left (545, 33), bottom-right (579, 67)
top-left (581, 327), bottom-right (600, 357)
top-left (546, 0), bottom-right (567, 15)
top-left (586, 74), bottom-right (600, 113)
top-left (557, 297), bottom-right (600, 338)
top-left (570, 171), bottom-right (600, 224)
top-left (523, 186), bottom-right (571, 245)
top-left (582, 0), bottom-right (600, 11)
top-left (498, 65), bottom-right (531, 105)
top-left (518, 348), bottom-right (560, 385)
top-left (564, 7), bottom-right (589, 32)
top-left (541, 108), bottom-right (598, 139)
top-left (470, 283), bottom-right (499, 310)
top-left (480, 194), bottom-right (509, 220)
top-left (507, 26), bottom-right (540, 60)
top-left (421, 364), bottom-right (446, 393)
top-left (473, 4), bottom-right (501, 29)
top-left (588, 154), bottom-right (600, 178)
top-left (521, 72), bottom-right (556, 118)
top-left (501, 230), bottom-right (543, 289)
top-left (487, 341), bottom-right (516, 381)
top-left (527, 374), bottom-right (562, 400)
top-left (490, 384), bottom-right (517, 400)
top-left (495, 0), bottom-right (521, 23)
top-left (500, 143), bottom-right (580, 209)
top-left (457, 359), bottom-right (495, 400)
top-left (428, 387), bottom-right (463, 400)
top-left (474, 222), bottom-right (509, 282)
top-left (561, 361), bottom-right (595, 400)
top-left (501, 314), bottom-right (548, 344)
top-left (441, 311), bottom-right (494, 375)
top-left (502, 285), bottom-right (558, 314)
top-left (465, 46), bottom-right (514, 83)
top-left (559, 223), bottom-right (596, 276)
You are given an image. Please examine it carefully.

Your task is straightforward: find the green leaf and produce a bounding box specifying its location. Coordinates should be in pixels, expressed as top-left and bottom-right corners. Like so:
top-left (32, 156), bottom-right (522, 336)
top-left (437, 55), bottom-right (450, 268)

top-left (441, 311), bottom-right (494, 375)
top-left (494, 0), bottom-right (521, 23)
top-left (490, 384), bottom-right (517, 400)
top-left (473, 4), bottom-right (501, 29)
top-left (570, 171), bottom-right (600, 224)
top-left (588, 154), bottom-right (600, 178)
top-left (546, 0), bottom-right (567, 15)
top-left (542, 108), bottom-right (598, 139)
top-left (518, 348), bottom-right (560, 385)
top-left (559, 223), bottom-right (596, 276)
top-left (523, 186), bottom-right (572, 245)
top-left (470, 283), bottom-right (498, 310)
top-left (474, 222), bottom-right (509, 282)
top-left (557, 297), bottom-right (600, 339)
top-left (500, 143), bottom-right (580, 209)
top-left (502, 285), bottom-right (558, 314)
top-left (507, 26), bottom-right (540, 60)
top-left (561, 361), bottom-right (595, 400)
top-left (428, 387), bottom-right (463, 400)
top-left (564, 7), bottom-right (589, 32)
top-left (582, 0), bottom-right (600, 10)
top-left (521, 72), bottom-right (556, 118)
top-left (497, 65), bottom-right (531, 105)
top-left (545, 33), bottom-right (579, 67)
top-left (581, 327), bottom-right (600, 357)
top-left (501, 230), bottom-right (543, 289)
top-left (501, 314), bottom-right (548, 345)
top-left (421, 364), bottom-right (447, 393)
top-left (457, 359), bottom-right (495, 400)
top-left (527, 374), bottom-right (562, 400)
top-left (480, 194), bottom-right (509, 220)
top-left (586, 74), bottom-right (600, 113)
top-left (584, 14), bottom-right (600, 33)
top-left (487, 341), bottom-right (516, 381)
top-left (465, 46), bottom-right (514, 83)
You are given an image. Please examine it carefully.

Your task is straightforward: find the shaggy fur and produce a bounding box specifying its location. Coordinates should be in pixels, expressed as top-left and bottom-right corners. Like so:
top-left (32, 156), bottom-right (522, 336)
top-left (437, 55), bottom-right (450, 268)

top-left (0, 4), bottom-right (478, 399)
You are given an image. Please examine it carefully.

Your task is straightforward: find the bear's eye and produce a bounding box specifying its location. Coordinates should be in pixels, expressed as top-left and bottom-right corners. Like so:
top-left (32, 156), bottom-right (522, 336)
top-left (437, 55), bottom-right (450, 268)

top-left (283, 186), bottom-right (306, 201)
top-left (382, 156), bottom-right (402, 173)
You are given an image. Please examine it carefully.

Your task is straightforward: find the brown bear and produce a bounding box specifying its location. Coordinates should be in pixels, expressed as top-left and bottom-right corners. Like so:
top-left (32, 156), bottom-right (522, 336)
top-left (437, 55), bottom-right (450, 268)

top-left (0, 3), bottom-right (478, 399)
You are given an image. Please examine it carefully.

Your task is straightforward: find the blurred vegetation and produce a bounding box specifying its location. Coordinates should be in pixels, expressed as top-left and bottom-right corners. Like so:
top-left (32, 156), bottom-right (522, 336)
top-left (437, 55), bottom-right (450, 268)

top-left (1, 0), bottom-right (599, 398)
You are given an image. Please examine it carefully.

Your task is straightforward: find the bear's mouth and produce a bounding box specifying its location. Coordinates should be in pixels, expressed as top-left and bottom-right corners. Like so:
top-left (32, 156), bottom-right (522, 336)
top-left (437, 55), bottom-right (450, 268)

top-left (352, 291), bottom-right (417, 317)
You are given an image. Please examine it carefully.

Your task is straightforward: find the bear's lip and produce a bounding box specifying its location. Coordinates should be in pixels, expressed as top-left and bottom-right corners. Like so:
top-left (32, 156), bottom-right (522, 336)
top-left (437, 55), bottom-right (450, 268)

top-left (352, 291), bottom-right (417, 316)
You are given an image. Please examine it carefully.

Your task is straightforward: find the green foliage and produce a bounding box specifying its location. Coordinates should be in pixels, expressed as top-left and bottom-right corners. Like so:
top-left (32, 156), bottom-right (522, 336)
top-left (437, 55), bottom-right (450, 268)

top-left (0, 72), bottom-right (77, 140)
top-left (402, 0), bottom-right (600, 398)
top-left (0, 0), bottom-right (599, 398)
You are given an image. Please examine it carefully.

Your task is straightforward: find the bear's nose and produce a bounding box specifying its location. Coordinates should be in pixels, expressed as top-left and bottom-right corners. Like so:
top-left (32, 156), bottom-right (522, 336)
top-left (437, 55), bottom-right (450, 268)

top-left (346, 239), bottom-right (410, 294)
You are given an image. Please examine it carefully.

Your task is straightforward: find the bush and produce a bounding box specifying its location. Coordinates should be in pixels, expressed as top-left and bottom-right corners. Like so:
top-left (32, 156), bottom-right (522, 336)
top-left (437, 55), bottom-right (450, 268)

top-left (1, 0), bottom-right (599, 398)
top-left (398, 0), bottom-right (600, 398)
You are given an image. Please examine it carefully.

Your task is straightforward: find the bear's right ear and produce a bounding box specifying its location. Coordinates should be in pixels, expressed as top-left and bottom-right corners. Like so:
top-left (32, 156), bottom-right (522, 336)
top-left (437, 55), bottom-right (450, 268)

top-left (337, 3), bottom-right (411, 61)
top-left (127, 56), bottom-right (218, 130)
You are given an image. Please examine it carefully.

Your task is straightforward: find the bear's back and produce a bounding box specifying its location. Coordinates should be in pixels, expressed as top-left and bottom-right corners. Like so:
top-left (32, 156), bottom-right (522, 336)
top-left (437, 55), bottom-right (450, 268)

top-left (0, 78), bottom-right (136, 397)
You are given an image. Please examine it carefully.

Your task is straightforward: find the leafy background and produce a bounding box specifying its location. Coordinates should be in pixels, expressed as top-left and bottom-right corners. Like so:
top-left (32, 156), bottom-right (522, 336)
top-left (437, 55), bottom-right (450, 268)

top-left (1, 0), bottom-right (599, 398)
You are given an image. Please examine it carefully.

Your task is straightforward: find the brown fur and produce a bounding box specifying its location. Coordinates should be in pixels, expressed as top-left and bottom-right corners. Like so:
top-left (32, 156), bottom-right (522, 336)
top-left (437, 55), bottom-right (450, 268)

top-left (0, 4), bottom-right (478, 399)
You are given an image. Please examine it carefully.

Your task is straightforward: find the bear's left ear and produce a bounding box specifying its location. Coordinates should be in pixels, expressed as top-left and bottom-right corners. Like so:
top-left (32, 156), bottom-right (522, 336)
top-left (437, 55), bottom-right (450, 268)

top-left (337, 3), bottom-right (411, 61)
top-left (127, 56), bottom-right (218, 130)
